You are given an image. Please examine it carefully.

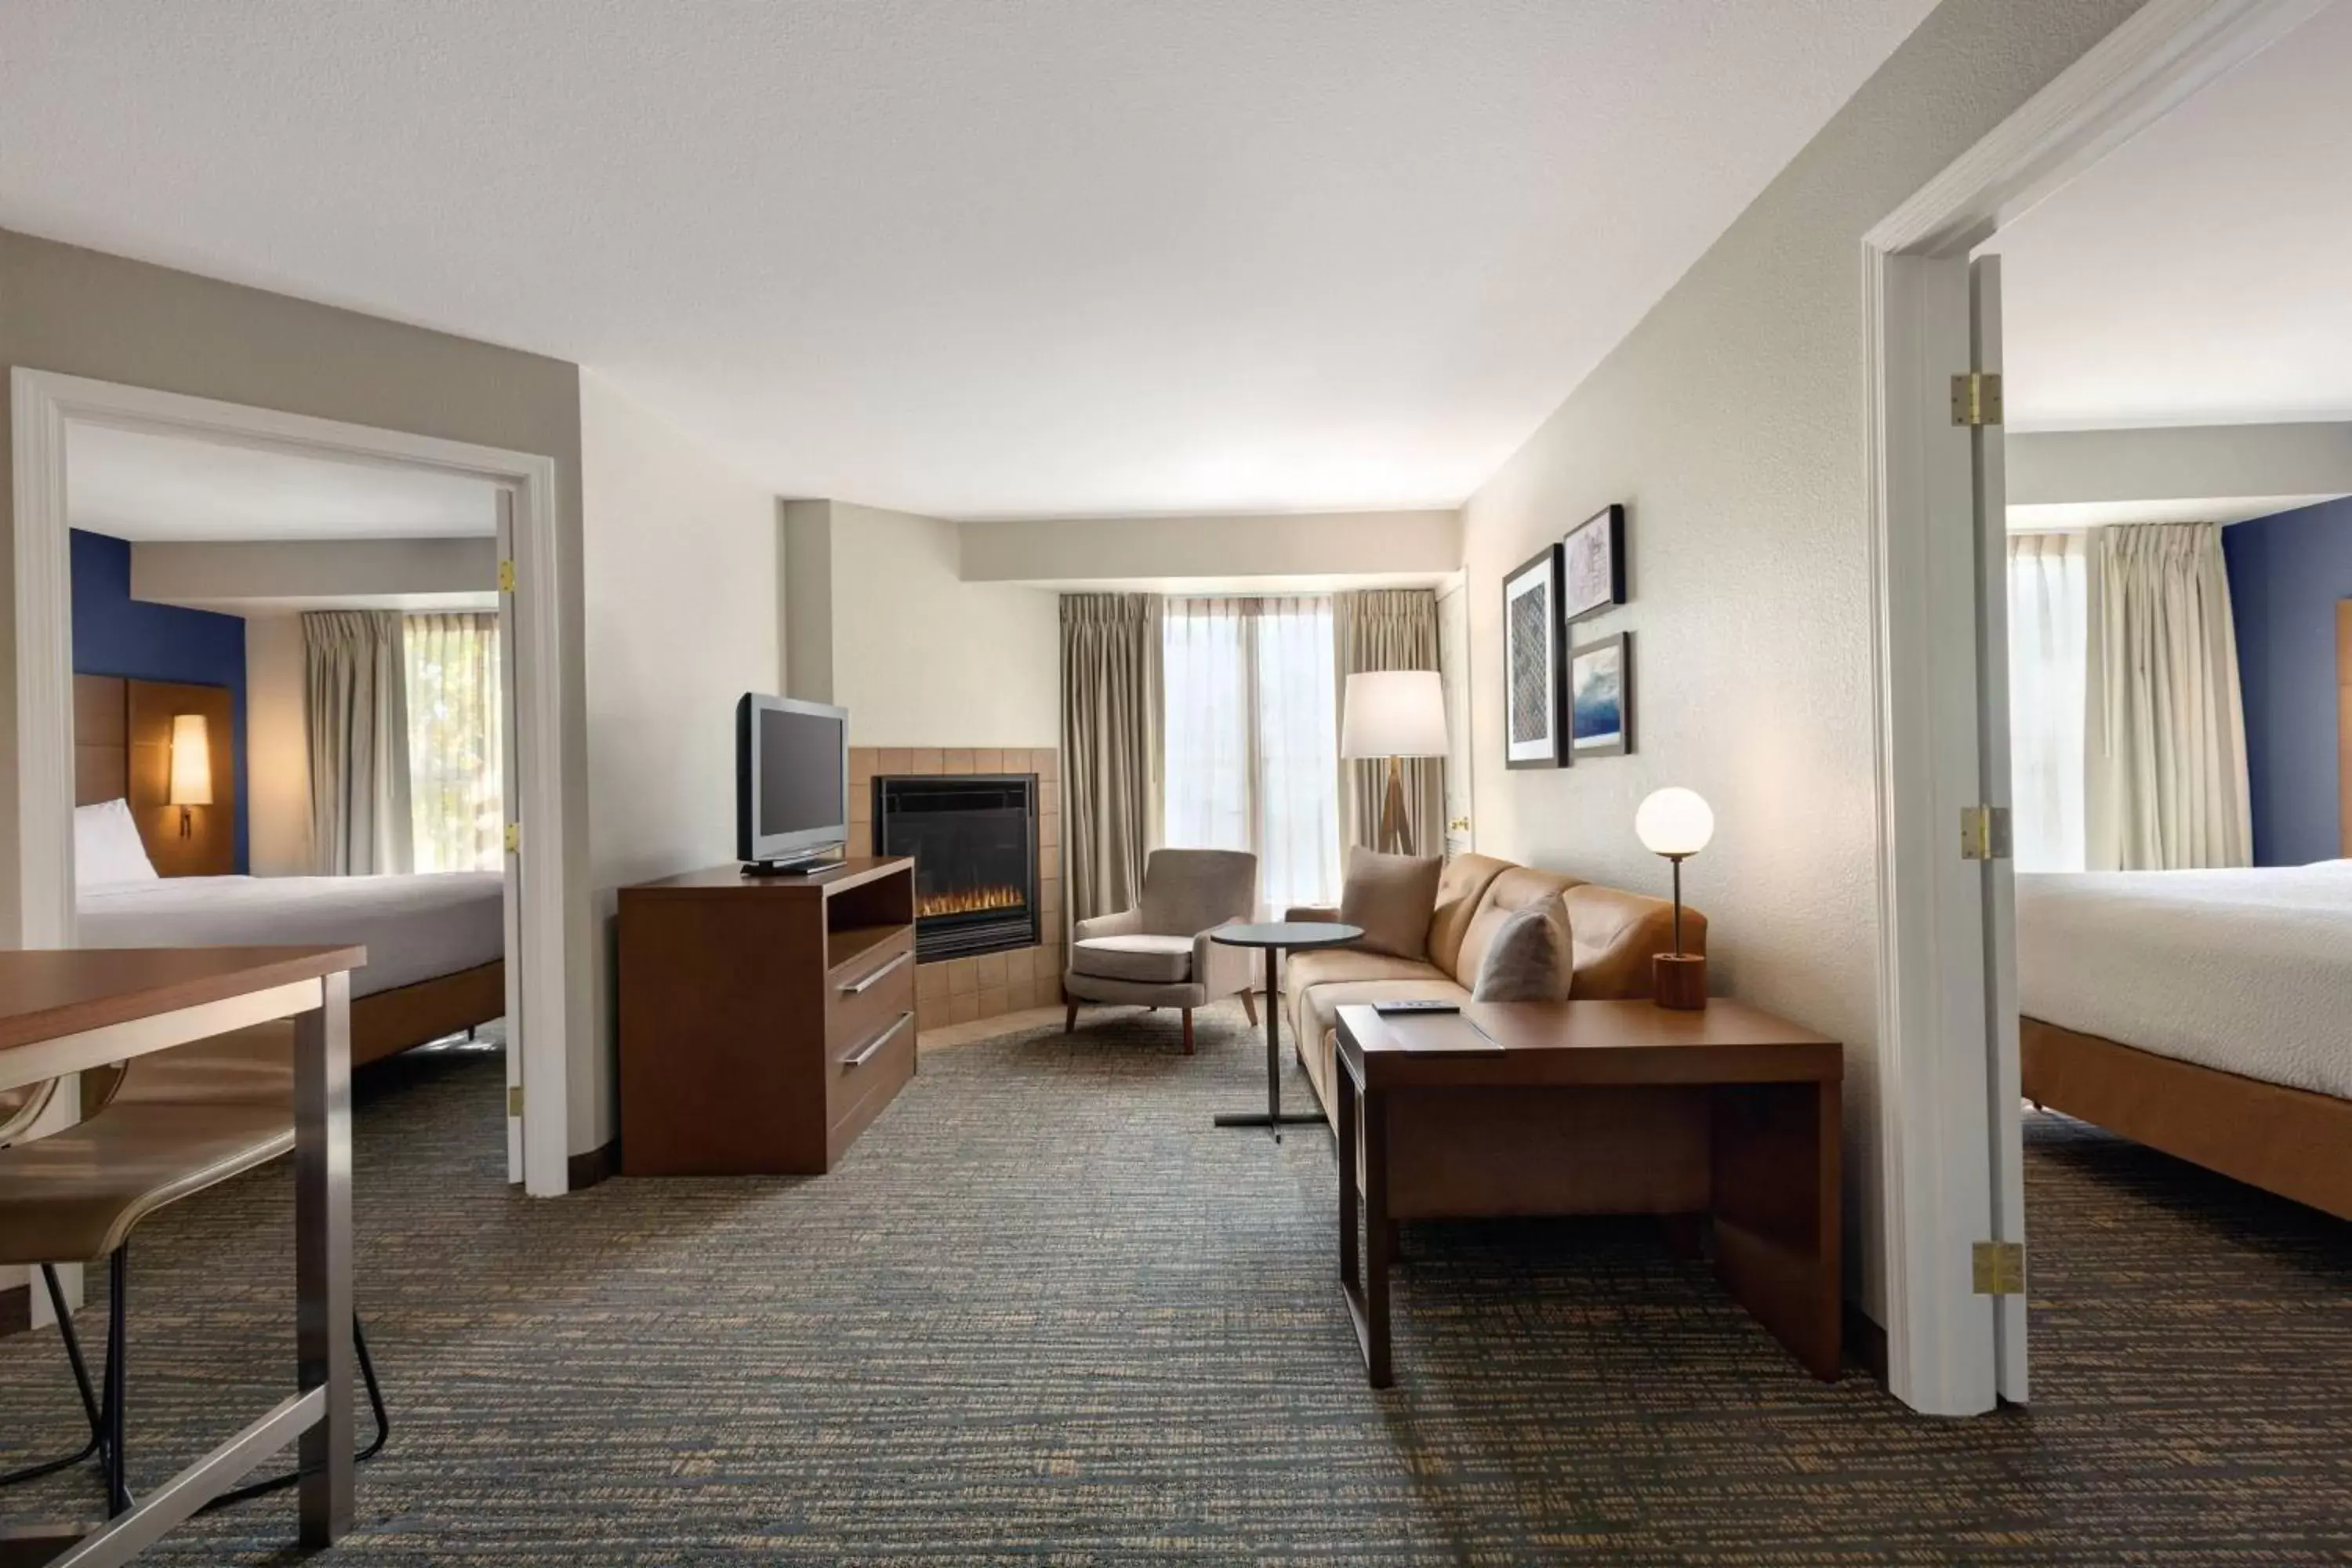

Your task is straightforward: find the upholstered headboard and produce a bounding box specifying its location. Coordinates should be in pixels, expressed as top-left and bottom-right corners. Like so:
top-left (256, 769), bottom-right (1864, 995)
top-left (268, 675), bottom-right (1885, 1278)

top-left (72, 672), bottom-right (236, 877)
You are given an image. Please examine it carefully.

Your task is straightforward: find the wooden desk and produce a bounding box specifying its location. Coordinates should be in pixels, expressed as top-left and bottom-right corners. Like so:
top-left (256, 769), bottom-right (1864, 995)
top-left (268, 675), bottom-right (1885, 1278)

top-left (0, 946), bottom-right (363, 1566)
top-left (1333, 1000), bottom-right (1841, 1388)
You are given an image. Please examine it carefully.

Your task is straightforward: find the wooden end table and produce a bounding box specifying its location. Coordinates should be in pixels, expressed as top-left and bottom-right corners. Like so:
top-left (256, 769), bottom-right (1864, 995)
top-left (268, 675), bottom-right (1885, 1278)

top-left (1333, 998), bottom-right (1842, 1388)
top-left (0, 946), bottom-right (365, 1565)
top-left (1208, 921), bottom-right (1363, 1142)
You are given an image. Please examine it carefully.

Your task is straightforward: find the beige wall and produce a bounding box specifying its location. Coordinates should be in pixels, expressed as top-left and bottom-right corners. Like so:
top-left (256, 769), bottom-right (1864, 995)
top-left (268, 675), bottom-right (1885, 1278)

top-left (789, 499), bottom-right (1061, 749)
top-left (578, 372), bottom-right (784, 1145)
top-left (1458, 0), bottom-right (2145, 1322)
top-left (960, 508), bottom-right (1460, 587)
top-left (245, 613), bottom-right (313, 876)
top-left (0, 227), bottom-right (601, 1158)
top-left (132, 535), bottom-right (499, 611)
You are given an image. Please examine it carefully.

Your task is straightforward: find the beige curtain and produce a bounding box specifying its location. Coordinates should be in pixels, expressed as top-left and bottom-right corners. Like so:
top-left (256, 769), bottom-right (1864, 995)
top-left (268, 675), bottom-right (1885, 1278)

top-left (2086, 523), bottom-right (2252, 870)
top-left (404, 613), bottom-right (503, 873)
top-left (305, 610), bottom-right (413, 876)
top-left (1062, 594), bottom-right (1163, 924)
top-left (1334, 588), bottom-right (1445, 855)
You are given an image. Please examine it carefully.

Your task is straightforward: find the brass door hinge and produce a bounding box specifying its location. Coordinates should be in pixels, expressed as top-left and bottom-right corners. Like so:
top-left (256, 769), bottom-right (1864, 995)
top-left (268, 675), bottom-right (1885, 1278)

top-left (506, 1084), bottom-right (524, 1118)
top-left (1951, 372), bottom-right (2004, 426)
top-left (498, 558), bottom-right (517, 593)
top-left (504, 822), bottom-right (521, 854)
top-left (1959, 804), bottom-right (2012, 862)
top-left (1972, 1240), bottom-right (2025, 1295)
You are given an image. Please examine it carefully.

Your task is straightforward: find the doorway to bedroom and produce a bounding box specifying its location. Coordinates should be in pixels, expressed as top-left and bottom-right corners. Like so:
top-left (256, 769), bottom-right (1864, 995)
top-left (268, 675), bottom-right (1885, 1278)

top-left (13, 370), bottom-right (574, 1199)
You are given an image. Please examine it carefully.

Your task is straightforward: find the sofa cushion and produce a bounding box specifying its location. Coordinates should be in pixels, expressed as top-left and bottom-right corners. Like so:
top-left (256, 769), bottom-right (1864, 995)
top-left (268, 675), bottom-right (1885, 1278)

top-left (1338, 848), bottom-right (1443, 959)
top-left (1069, 933), bottom-right (1194, 985)
top-left (1470, 895), bottom-right (1573, 1002)
top-left (1298, 976), bottom-right (1473, 1101)
top-left (1452, 866), bottom-right (1581, 987)
top-left (1427, 854), bottom-right (1516, 976)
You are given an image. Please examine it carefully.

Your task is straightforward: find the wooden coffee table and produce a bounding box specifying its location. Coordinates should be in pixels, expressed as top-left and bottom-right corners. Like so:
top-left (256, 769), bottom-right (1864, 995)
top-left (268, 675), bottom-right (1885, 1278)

top-left (1332, 999), bottom-right (1842, 1388)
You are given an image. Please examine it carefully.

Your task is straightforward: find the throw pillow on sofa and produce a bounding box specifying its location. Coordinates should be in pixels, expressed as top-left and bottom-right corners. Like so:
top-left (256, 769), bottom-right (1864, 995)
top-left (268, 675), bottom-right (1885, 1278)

top-left (1471, 895), bottom-right (1573, 1001)
top-left (1337, 847), bottom-right (1443, 960)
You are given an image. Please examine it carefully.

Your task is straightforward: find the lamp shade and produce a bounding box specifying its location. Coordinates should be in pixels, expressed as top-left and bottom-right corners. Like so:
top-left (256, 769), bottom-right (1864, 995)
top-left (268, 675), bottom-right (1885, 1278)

top-left (1635, 787), bottom-right (1712, 857)
top-left (1340, 670), bottom-right (1448, 759)
top-left (168, 713), bottom-right (213, 807)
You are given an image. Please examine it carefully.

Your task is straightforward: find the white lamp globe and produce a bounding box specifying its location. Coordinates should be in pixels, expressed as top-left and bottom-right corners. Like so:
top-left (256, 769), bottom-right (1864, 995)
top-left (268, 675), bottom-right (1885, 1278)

top-left (1635, 788), bottom-right (1714, 858)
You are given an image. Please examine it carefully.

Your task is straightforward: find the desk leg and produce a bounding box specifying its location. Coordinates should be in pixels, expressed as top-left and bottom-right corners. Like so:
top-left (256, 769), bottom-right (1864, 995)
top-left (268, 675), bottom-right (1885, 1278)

top-left (1336, 1068), bottom-right (1393, 1388)
top-left (1711, 1077), bottom-right (1842, 1381)
top-left (295, 971), bottom-right (355, 1546)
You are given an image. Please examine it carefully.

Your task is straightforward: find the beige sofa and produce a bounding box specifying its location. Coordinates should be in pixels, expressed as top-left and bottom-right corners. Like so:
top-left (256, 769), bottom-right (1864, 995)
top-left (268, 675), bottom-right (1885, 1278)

top-left (1283, 852), bottom-right (1705, 1127)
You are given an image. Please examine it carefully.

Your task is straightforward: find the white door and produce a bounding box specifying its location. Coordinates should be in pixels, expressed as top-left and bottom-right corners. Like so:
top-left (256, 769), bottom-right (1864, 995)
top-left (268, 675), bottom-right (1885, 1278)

top-left (495, 492), bottom-right (525, 1186)
top-left (1969, 254), bottom-right (2028, 1403)
top-left (1436, 583), bottom-right (1474, 857)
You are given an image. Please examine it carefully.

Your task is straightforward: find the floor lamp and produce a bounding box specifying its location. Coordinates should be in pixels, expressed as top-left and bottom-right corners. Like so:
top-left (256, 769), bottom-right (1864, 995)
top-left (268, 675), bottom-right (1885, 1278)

top-left (1341, 670), bottom-right (1449, 856)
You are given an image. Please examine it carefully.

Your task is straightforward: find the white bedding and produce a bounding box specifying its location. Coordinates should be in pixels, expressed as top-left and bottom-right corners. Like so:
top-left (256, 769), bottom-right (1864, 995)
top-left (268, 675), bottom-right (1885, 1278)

top-left (78, 873), bottom-right (503, 999)
top-left (2015, 862), bottom-right (2352, 1101)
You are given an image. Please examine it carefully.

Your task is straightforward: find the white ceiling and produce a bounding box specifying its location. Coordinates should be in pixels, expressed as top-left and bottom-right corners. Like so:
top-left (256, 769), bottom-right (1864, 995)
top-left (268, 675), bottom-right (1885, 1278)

top-left (66, 424), bottom-right (500, 542)
top-left (1991, 0), bottom-right (2352, 432)
top-left (0, 0), bottom-right (1937, 520)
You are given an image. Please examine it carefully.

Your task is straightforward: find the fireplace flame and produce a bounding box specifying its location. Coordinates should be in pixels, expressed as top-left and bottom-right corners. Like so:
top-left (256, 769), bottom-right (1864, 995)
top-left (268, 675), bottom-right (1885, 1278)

top-left (917, 884), bottom-right (1025, 919)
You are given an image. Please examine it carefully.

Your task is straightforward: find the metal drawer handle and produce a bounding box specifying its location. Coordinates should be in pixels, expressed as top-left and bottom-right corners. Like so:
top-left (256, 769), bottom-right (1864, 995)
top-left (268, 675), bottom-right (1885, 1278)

top-left (842, 1012), bottom-right (911, 1069)
top-left (840, 949), bottom-right (912, 996)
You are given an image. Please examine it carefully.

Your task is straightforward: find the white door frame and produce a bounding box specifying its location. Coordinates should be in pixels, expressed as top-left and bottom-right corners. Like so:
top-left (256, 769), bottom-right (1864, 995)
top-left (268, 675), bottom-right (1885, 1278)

top-left (1863, 0), bottom-right (2328, 1414)
top-left (12, 367), bottom-right (575, 1196)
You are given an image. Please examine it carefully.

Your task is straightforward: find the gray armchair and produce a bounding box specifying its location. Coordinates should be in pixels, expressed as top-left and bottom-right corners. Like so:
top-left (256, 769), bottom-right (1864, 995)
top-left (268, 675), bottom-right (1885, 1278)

top-left (1062, 848), bottom-right (1259, 1054)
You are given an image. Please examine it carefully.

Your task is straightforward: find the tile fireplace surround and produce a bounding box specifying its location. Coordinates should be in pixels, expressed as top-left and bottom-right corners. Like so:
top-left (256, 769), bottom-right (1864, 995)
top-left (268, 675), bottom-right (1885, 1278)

top-left (847, 746), bottom-right (1063, 1030)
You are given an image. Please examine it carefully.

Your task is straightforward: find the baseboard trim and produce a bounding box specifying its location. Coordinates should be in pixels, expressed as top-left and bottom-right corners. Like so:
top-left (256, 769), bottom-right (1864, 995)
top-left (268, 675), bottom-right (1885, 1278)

top-left (1844, 1299), bottom-right (1889, 1385)
top-left (0, 1281), bottom-right (29, 1339)
top-left (567, 1139), bottom-right (618, 1192)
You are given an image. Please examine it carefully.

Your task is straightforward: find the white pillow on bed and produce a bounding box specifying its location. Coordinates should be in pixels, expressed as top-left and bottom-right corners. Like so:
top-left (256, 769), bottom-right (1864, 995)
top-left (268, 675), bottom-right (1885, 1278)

top-left (74, 799), bottom-right (160, 889)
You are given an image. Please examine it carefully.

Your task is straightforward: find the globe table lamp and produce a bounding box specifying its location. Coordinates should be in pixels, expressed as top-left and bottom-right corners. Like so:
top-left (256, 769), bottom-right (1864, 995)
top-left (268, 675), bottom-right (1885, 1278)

top-left (1635, 786), bottom-right (1711, 1010)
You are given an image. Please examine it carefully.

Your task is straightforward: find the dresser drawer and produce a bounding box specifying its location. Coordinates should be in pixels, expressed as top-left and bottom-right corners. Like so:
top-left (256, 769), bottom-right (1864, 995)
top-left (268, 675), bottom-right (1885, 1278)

top-left (826, 1004), bottom-right (915, 1133)
top-left (827, 931), bottom-right (916, 1054)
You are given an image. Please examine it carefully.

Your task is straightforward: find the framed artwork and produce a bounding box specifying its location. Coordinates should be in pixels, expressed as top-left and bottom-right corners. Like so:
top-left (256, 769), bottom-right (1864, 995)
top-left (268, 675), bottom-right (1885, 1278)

top-left (1502, 545), bottom-right (1564, 769)
top-left (1560, 503), bottom-right (1625, 624)
top-left (1567, 630), bottom-right (1633, 758)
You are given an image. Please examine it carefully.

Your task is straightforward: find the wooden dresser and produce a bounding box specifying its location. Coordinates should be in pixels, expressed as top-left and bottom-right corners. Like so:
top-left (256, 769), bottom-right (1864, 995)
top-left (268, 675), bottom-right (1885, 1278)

top-left (617, 857), bottom-right (917, 1175)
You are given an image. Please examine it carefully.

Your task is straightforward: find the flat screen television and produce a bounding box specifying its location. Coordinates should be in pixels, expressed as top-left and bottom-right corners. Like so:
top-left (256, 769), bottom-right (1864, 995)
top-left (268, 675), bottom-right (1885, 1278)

top-left (735, 693), bottom-right (850, 873)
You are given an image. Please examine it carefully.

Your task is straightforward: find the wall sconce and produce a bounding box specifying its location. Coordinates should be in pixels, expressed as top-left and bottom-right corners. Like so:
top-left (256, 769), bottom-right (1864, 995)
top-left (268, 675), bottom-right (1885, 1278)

top-left (169, 713), bottom-right (212, 837)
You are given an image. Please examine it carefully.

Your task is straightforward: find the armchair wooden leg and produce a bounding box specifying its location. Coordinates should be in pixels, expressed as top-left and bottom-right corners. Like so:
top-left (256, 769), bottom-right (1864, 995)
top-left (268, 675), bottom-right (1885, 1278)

top-left (1064, 1001), bottom-right (1078, 1033)
top-left (1240, 989), bottom-right (1258, 1026)
top-left (1181, 1009), bottom-right (1195, 1055)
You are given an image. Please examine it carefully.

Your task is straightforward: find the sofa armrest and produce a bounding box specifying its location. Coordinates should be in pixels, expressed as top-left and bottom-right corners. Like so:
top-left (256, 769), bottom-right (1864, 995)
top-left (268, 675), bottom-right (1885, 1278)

top-left (1283, 904), bottom-right (1342, 924)
top-left (1072, 907), bottom-right (1143, 945)
top-left (1196, 920), bottom-right (1257, 1001)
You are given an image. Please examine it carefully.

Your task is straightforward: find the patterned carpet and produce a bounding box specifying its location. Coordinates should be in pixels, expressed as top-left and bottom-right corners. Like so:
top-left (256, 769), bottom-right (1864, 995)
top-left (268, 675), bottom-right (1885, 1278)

top-left (1, 1002), bottom-right (2347, 1563)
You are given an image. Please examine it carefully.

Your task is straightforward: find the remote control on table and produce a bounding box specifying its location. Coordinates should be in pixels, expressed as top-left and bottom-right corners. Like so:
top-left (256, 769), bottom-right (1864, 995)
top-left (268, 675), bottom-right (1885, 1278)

top-left (1374, 999), bottom-right (1461, 1016)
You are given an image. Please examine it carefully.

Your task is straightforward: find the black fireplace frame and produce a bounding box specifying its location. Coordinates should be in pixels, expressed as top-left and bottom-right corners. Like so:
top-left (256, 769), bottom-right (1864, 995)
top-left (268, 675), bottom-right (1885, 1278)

top-left (873, 773), bottom-right (1040, 961)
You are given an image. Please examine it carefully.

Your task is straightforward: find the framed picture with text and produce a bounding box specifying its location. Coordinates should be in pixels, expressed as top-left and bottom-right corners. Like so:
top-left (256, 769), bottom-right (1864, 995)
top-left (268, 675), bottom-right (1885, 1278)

top-left (1559, 503), bottom-right (1626, 625)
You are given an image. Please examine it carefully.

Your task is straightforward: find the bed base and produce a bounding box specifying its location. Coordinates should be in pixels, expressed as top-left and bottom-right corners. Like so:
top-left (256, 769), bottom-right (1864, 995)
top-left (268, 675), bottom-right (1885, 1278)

top-left (2021, 1017), bottom-right (2352, 1221)
top-left (352, 960), bottom-right (506, 1067)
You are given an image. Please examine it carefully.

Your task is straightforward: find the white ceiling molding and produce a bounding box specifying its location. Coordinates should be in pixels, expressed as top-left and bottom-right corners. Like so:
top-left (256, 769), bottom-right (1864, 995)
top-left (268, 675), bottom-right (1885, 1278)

top-left (959, 508), bottom-right (1459, 586)
top-left (2, 0), bottom-right (1937, 519)
top-left (129, 536), bottom-right (501, 612)
top-left (2005, 422), bottom-right (2352, 530)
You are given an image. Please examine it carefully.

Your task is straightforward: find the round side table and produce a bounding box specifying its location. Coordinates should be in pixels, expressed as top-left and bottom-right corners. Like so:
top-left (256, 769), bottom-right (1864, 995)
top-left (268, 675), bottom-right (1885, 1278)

top-left (1209, 921), bottom-right (1363, 1142)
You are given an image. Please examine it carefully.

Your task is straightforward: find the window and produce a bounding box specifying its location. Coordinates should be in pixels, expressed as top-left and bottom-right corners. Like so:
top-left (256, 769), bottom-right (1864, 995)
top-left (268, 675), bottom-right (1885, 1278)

top-left (404, 612), bottom-right (503, 873)
top-left (2006, 532), bottom-right (2088, 872)
top-left (1162, 596), bottom-right (1341, 911)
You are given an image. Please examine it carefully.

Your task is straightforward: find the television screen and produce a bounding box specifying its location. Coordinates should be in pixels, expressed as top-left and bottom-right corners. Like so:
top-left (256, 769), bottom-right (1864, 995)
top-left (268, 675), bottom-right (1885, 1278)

top-left (756, 706), bottom-right (844, 834)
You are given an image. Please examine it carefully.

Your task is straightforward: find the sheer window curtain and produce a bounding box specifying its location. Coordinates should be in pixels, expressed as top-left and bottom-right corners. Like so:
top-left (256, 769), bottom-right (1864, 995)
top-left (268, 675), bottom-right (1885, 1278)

top-left (1163, 597), bottom-right (1341, 913)
top-left (404, 612), bottom-right (504, 873)
top-left (2006, 533), bottom-right (2089, 871)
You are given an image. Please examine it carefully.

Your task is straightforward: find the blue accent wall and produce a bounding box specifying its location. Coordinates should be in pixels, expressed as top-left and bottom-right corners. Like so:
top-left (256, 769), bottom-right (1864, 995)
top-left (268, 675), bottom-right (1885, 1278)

top-left (2222, 496), bottom-right (2352, 867)
top-left (70, 529), bottom-right (249, 872)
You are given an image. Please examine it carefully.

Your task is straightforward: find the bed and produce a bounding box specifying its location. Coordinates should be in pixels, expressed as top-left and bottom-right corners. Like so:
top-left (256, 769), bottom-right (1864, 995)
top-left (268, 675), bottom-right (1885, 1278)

top-left (2016, 862), bottom-right (2352, 1220)
top-left (71, 671), bottom-right (505, 1069)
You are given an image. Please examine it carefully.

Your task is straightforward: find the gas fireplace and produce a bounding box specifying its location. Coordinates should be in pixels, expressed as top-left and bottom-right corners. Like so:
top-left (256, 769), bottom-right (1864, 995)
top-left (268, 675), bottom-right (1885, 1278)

top-left (873, 774), bottom-right (1040, 960)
